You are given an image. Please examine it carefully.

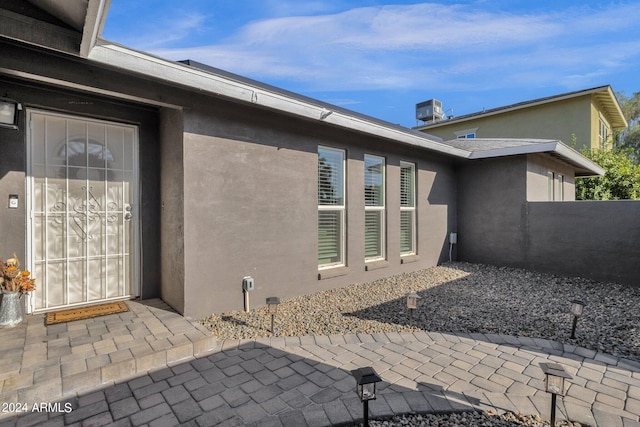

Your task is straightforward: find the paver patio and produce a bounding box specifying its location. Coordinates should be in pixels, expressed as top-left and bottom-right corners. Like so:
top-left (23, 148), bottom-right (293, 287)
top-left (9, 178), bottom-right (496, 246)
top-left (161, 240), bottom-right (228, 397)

top-left (1, 300), bottom-right (639, 426)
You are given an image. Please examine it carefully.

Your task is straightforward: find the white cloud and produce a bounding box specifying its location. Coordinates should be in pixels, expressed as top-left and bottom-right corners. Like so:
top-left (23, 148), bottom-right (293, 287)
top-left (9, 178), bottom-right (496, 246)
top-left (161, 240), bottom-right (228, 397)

top-left (117, 12), bottom-right (211, 50)
top-left (143, 2), bottom-right (640, 93)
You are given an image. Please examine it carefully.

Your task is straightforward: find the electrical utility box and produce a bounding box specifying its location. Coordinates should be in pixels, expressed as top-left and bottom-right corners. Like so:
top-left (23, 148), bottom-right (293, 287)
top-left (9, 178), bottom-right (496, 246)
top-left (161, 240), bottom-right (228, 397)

top-left (416, 99), bottom-right (443, 123)
top-left (242, 276), bottom-right (255, 292)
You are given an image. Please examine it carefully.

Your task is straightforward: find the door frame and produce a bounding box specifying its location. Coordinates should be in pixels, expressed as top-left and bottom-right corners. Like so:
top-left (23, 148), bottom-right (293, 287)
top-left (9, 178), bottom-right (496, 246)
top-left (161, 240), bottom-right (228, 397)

top-left (25, 108), bottom-right (141, 313)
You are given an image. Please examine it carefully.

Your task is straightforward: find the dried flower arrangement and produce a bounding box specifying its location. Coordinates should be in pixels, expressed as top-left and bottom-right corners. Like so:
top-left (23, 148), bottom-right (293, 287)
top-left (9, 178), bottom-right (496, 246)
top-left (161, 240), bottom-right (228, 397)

top-left (0, 254), bottom-right (36, 295)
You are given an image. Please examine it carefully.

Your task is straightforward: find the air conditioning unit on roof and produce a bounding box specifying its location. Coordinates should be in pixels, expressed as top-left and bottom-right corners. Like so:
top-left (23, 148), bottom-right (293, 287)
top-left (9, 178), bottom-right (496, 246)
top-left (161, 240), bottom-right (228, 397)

top-left (416, 99), bottom-right (443, 123)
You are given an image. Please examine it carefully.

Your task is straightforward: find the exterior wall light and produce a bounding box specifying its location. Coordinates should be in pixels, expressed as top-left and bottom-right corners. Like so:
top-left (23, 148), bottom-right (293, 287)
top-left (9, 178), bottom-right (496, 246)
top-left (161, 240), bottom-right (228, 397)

top-left (0, 97), bottom-right (22, 130)
top-left (266, 297), bottom-right (280, 335)
top-left (570, 300), bottom-right (585, 339)
top-left (406, 293), bottom-right (420, 326)
top-left (540, 362), bottom-right (572, 426)
top-left (351, 367), bottom-right (382, 427)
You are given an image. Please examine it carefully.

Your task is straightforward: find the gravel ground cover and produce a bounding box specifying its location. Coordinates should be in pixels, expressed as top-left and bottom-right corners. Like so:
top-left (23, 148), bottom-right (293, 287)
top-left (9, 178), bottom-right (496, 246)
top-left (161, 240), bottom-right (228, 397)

top-left (199, 262), bottom-right (639, 426)
top-left (200, 262), bottom-right (640, 361)
top-left (363, 412), bottom-right (581, 426)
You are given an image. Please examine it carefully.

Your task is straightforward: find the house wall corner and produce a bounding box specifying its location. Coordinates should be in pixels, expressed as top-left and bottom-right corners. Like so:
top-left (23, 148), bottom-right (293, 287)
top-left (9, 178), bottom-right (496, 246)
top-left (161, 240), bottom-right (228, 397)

top-left (159, 107), bottom-right (186, 314)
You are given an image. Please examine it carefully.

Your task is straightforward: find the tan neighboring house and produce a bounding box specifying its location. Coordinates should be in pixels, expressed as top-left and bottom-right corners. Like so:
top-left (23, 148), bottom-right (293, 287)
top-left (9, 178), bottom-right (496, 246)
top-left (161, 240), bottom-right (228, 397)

top-left (414, 86), bottom-right (628, 153)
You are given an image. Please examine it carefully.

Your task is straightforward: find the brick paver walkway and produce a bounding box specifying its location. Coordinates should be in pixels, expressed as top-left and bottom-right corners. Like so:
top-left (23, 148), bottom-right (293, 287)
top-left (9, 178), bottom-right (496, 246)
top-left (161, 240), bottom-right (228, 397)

top-left (0, 299), bottom-right (216, 422)
top-left (2, 317), bottom-right (639, 426)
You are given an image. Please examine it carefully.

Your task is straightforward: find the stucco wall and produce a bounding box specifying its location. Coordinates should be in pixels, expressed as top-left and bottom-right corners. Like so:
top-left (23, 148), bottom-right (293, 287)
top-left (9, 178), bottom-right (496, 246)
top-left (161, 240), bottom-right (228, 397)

top-left (159, 107), bottom-right (185, 312)
top-left (422, 96), bottom-right (594, 151)
top-left (457, 155), bottom-right (640, 287)
top-left (1, 40), bottom-right (458, 318)
top-left (526, 153), bottom-right (576, 201)
top-left (526, 201), bottom-right (640, 286)
top-left (178, 97), bottom-right (458, 318)
top-left (457, 156), bottom-right (528, 265)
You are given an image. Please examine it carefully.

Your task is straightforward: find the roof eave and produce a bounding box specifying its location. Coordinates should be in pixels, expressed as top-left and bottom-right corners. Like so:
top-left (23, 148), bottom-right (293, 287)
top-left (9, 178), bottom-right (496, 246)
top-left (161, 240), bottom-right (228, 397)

top-left (594, 86), bottom-right (628, 129)
top-left (553, 143), bottom-right (605, 177)
top-left (462, 140), bottom-right (604, 177)
top-left (415, 85), bottom-right (628, 131)
top-left (79, 0), bottom-right (110, 57)
top-left (466, 142), bottom-right (559, 160)
top-left (87, 40), bottom-right (470, 158)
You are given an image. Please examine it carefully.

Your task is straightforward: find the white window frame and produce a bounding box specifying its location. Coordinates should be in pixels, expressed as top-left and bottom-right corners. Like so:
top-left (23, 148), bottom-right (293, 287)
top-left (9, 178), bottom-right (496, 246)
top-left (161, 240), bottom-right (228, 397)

top-left (556, 174), bottom-right (564, 201)
top-left (364, 154), bottom-right (385, 262)
top-left (598, 118), bottom-right (609, 149)
top-left (400, 161), bottom-right (416, 256)
top-left (318, 146), bottom-right (346, 269)
top-left (548, 171), bottom-right (564, 201)
top-left (454, 127), bottom-right (478, 139)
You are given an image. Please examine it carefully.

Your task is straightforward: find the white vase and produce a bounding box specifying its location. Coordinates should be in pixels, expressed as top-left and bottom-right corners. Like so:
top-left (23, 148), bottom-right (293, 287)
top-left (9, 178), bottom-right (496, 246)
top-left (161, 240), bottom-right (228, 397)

top-left (0, 291), bottom-right (25, 328)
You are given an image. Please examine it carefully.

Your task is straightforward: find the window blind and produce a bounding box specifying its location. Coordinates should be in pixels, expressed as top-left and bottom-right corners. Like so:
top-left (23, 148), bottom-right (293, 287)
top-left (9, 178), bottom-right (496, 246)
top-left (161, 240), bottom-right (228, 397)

top-left (400, 163), bottom-right (415, 207)
top-left (364, 155), bottom-right (385, 260)
top-left (318, 148), bottom-right (344, 206)
top-left (318, 147), bottom-right (345, 267)
top-left (400, 161), bottom-right (415, 254)
top-left (318, 211), bottom-right (342, 265)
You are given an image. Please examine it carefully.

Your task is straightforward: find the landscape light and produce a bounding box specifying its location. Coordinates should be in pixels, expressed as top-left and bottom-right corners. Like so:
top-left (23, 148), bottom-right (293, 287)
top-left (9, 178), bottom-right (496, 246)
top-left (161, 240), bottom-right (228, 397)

top-left (351, 367), bottom-right (382, 427)
top-left (569, 300), bottom-right (585, 339)
top-left (406, 293), bottom-right (420, 326)
top-left (540, 362), bottom-right (572, 426)
top-left (266, 297), bottom-right (280, 335)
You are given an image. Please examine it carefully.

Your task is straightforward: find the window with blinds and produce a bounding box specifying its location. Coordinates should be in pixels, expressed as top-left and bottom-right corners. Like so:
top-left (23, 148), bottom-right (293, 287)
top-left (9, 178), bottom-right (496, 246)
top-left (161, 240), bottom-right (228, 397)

top-left (364, 155), bottom-right (385, 261)
top-left (400, 161), bottom-right (416, 255)
top-left (318, 146), bottom-right (345, 268)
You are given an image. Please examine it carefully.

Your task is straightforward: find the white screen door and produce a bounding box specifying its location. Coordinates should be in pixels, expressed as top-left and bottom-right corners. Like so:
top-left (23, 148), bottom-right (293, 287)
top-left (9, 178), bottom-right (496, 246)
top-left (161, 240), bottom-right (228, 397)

top-left (27, 110), bottom-right (139, 312)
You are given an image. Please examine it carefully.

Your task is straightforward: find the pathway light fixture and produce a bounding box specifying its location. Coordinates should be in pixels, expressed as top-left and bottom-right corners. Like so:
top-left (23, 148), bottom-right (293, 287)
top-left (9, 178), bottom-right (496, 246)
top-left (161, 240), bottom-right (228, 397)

top-left (266, 297), bottom-right (280, 335)
top-left (351, 367), bottom-right (382, 427)
top-left (406, 293), bottom-right (420, 326)
top-left (540, 362), bottom-right (572, 426)
top-left (569, 300), bottom-right (585, 339)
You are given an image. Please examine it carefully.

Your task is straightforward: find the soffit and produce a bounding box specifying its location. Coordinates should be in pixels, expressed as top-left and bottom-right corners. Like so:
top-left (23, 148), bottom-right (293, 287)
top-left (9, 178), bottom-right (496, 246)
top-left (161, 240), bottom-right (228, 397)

top-left (25, 0), bottom-right (88, 30)
top-left (1, 0), bottom-right (107, 57)
top-left (593, 88), bottom-right (628, 129)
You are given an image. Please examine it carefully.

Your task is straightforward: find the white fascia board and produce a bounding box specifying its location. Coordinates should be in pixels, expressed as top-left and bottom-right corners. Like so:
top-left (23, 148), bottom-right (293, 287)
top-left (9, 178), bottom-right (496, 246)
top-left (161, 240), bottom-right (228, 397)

top-left (467, 142), bottom-right (559, 159)
top-left (554, 143), bottom-right (605, 176)
top-left (80, 0), bottom-right (110, 57)
top-left (467, 140), bottom-right (605, 176)
top-left (88, 41), bottom-right (470, 159)
top-left (318, 110), bottom-right (470, 156)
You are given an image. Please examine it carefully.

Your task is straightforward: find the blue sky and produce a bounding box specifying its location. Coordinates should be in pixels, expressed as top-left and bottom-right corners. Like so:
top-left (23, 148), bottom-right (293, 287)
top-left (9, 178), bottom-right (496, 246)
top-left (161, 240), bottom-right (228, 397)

top-left (102, 0), bottom-right (640, 127)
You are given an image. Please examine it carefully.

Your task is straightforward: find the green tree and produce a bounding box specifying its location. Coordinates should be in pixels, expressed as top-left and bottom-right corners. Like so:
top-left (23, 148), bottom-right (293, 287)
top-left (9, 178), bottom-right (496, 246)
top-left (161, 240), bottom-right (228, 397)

top-left (576, 148), bottom-right (640, 200)
top-left (614, 91), bottom-right (640, 163)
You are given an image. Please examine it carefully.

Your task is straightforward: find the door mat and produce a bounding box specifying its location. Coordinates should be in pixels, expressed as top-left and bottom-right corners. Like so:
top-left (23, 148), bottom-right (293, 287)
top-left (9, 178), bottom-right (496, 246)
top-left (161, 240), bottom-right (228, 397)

top-left (45, 301), bottom-right (129, 325)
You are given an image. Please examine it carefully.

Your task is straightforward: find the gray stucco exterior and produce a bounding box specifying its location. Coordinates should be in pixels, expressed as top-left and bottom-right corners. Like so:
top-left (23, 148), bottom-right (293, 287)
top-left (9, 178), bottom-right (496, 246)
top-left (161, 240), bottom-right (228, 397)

top-left (166, 95), bottom-right (458, 317)
top-left (457, 156), bottom-right (528, 266)
top-left (526, 201), bottom-right (640, 285)
top-left (1, 38), bottom-right (460, 318)
top-left (456, 154), bottom-right (640, 287)
top-left (1, 3), bottom-right (634, 321)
